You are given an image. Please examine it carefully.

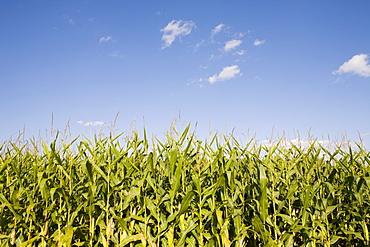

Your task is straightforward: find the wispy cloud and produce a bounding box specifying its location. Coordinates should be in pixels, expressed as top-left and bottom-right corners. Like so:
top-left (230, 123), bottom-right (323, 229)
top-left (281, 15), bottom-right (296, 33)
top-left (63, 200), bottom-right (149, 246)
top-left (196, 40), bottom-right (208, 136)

top-left (87, 18), bottom-right (99, 24)
top-left (109, 51), bottom-right (119, 57)
top-left (99, 36), bottom-right (112, 43)
top-left (333, 54), bottom-right (370, 77)
top-left (160, 20), bottom-right (196, 49)
top-left (234, 32), bottom-right (246, 39)
top-left (77, 121), bottom-right (105, 126)
top-left (63, 15), bottom-right (75, 25)
top-left (211, 24), bottom-right (225, 38)
top-left (234, 50), bottom-right (246, 55)
top-left (253, 39), bottom-right (265, 46)
top-left (362, 132), bottom-right (370, 137)
top-left (109, 51), bottom-right (124, 57)
top-left (85, 121), bottom-right (104, 126)
top-left (186, 78), bottom-right (205, 88)
top-left (194, 39), bottom-right (205, 50)
top-left (259, 138), bottom-right (358, 151)
top-left (208, 65), bottom-right (241, 84)
top-left (224, 40), bottom-right (242, 52)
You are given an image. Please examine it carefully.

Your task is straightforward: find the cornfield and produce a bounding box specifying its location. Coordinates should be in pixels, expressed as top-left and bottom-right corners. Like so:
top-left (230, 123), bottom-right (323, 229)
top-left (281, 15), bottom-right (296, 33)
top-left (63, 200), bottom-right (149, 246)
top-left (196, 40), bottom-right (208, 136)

top-left (0, 125), bottom-right (369, 246)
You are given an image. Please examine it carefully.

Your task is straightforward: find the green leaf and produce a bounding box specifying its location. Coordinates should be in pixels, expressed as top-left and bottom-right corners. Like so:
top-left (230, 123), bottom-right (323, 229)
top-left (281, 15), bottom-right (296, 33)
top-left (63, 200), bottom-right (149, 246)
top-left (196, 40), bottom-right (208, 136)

top-left (0, 193), bottom-right (22, 220)
top-left (122, 187), bottom-right (140, 211)
top-left (20, 236), bottom-right (39, 247)
top-left (84, 160), bottom-right (93, 182)
top-left (179, 190), bottom-right (195, 215)
top-left (144, 197), bottom-right (160, 221)
top-left (119, 234), bottom-right (142, 246)
top-left (170, 158), bottom-right (183, 204)
top-left (92, 163), bottom-right (108, 182)
top-left (259, 165), bottom-right (268, 223)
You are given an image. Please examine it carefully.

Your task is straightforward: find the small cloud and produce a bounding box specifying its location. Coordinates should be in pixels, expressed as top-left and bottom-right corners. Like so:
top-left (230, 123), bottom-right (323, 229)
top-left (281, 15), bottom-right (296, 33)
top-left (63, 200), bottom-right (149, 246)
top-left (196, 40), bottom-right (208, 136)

top-left (109, 51), bottom-right (123, 57)
top-left (186, 78), bottom-right (205, 88)
top-left (211, 23), bottom-right (225, 38)
top-left (253, 76), bottom-right (262, 80)
top-left (160, 20), bottom-right (196, 49)
top-left (331, 76), bottom-right (342, 84)
top-left (194, 39), bottom-right (205, 50)
top-left (84, 121), bottom-right (104, 127)
top-left (99, 36), bottom-right (112, 43)
top-left (332, 54), bottom-right (370, 77)
top-left (77, 121), bottom-right (104, 126)
top-left (156, 11), bottom-right (162, 16)
top-left (234, 50), bottom-right (246, 55)
top-left (253, 39), bottom-right (265, 46)
top-left (208, 65), bottom-right (241, 84)
top-left (109, 51), bottom-right (119, 57)
top-left (63, 15), bottom-right (75, 25)
top-left (234, 32), bottom-right (246, 39)
top-left (260, 138), bottom-right (354, 151)
top-left (87, 18), bottom-right (100, 24)
top-left (88, 18), bottom-right (99, 24)
top-left (224, 40), bottom-right (242, 52)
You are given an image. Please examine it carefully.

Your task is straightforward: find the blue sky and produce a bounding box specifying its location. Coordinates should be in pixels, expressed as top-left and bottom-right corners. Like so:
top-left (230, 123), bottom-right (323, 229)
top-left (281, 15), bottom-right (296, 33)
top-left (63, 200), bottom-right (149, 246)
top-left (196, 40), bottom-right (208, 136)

top-left (1, 0), bottom-right (370, 147)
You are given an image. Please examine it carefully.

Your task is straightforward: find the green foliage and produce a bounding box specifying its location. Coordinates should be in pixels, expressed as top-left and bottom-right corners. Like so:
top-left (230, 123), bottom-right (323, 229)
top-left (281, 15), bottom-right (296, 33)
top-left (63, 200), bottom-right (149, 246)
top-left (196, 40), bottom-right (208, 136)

top-left (0, 125), bottom-right (369, 246)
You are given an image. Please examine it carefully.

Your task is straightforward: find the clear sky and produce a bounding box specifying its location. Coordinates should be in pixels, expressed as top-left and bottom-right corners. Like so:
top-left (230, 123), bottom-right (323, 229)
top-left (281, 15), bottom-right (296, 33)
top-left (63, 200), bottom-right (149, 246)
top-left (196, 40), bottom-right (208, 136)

top-left (1, 0), bottom-right (370, 147)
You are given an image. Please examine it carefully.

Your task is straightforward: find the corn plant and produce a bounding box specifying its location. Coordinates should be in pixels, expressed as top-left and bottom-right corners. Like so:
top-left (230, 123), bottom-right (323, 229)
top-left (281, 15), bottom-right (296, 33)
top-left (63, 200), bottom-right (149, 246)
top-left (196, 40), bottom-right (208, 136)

top-left (0, 125), bottom-right (369, 246)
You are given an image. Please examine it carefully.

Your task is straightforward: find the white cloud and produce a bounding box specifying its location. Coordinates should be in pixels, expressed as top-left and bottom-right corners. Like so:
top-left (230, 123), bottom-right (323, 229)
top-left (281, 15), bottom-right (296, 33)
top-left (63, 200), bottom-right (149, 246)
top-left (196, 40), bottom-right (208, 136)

top-left (77, 121), bottom-right (104, 126)
top-left (99, 36), bottom-right (112, 43)
top-left (259, 138), bottom-right (356, 151)
top-left (362, 132), bottom-right (370, 137)
top-left (208, 65), bottom-right (241, 84)
top-left (194, 39), bottom-right (205, 50)
top-left (84, 121), bottom-right (104, 127)
top-left (332, 54), bottom-right (370, 77)
top-left (160, 20), bottom-right (196, 49)
top-left (109, 51), bottom-right (124, 57)
top-left (224, 40), bottom-right (242, 52)
top-left (211, 24), bottom-right (225, 37)
top-left (234, 32), bottom-right (246, 39)
top-left (234, 50), bottom-right (246, 55)
top-left (186, 78), bottom-right (204, 88)
top-left (88, 18), bottom-right (99, 24)
top-left (63, 15), bottom-right (75, 25)
top-left (253, 39), bottom-right (265, 46)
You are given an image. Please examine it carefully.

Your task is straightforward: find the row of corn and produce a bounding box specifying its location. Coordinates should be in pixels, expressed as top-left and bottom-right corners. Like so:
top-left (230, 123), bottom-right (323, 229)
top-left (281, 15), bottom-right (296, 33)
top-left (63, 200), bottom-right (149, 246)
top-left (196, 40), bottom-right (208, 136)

top-left (0, 125), bottom-right (369, 246)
